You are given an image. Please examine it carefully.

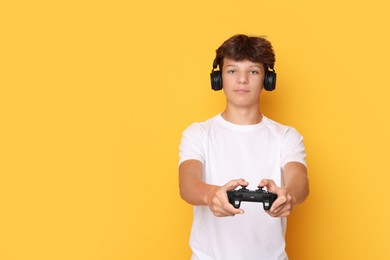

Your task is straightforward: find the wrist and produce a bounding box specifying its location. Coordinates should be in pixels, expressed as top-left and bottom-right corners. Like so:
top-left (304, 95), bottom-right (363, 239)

top-left (205, 184), bottom-right (219, 206)
top-left (285, 186), bottom-right (303, 206)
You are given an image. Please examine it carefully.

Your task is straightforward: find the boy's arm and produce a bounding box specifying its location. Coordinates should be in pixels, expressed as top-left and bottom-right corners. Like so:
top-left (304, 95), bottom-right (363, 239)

top-left (179, 159), bottom-right (248, 216)
top-left (178, 159), bottom-right (214, 206)
top-left (283, 161), bottom-right (309, 205)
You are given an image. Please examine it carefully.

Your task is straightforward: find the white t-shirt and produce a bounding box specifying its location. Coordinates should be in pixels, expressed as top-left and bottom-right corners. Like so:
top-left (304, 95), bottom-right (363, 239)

top-left (179, 114), bottom-right (307, 260)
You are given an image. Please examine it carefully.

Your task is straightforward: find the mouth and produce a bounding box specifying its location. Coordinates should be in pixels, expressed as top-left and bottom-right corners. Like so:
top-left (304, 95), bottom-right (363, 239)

top-left (234, 89), bottom-right (250, 94)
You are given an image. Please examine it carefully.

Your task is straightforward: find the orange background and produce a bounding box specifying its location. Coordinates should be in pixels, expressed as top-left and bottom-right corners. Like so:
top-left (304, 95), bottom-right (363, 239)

top-left (1, 1), bottom-right (389, 259)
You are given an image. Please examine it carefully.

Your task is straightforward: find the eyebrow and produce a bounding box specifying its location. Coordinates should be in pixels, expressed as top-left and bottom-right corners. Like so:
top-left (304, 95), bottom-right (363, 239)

top-left (224, 64), bottom-right (262, 69)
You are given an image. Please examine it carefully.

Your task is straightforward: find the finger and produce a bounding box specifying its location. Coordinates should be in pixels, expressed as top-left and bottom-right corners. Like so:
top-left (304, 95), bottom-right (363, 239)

top-left (270, 195), bottom-right (287, 213)
top-left (223, 201), bottom-right (244, 215)
top-left (211, 179), bottom-right (249, 217)
top-left (270, 194), bottom-right (292, 216)
top-left (224, 178), bottom-right (249, 191)
top-left (210, 196), bottom-right (230, 216)
top-left (270, 189), bottom-right (290, 211)
top-left (213, 189), bottom-right (243, 216)
top-left (213, 200), bottom-right (242, 216)
top-left (220, 189), bottom-right (245, 215)
top-left (259, 179), bottom-right (277, 192)
top-left (269, 204), bottom-right (292, 218)
top-left (268, 209), bottom-right (291, 218)
top-left (236, 178), bottom-right (249, 187)
top-left (259, 178), bottom-right (269, 187)
top-left (221, 190), bottom-right (244, 215)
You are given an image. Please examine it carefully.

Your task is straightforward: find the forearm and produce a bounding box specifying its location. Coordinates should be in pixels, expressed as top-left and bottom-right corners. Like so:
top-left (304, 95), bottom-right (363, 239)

top-left (283, 162), bottom-right (309, 206)
top-left (179, 160), bottom-right (218, 206)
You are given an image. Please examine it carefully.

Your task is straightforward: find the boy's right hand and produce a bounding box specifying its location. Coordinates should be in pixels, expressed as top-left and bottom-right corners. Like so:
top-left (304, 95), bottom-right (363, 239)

top-left (206, 178), bottom-right (249, 217)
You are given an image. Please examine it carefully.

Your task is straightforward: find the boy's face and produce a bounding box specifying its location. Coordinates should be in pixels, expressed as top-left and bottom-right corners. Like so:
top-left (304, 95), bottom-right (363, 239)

top-left (222, 58), bottom-right (265, 109)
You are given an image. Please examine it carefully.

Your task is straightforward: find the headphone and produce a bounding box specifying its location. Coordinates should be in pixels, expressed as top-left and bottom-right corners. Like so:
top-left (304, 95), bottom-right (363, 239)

top-left (210, 58), bottom-right (277, 91)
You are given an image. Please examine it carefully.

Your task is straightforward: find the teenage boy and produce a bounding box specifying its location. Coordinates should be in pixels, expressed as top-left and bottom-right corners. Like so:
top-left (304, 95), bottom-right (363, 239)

top-left (178, 34), bottom-right (309, 260)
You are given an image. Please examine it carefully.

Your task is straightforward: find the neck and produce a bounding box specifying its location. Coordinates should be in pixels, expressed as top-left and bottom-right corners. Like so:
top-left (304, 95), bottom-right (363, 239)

top-left (221, 107), bottom-right (263, 125)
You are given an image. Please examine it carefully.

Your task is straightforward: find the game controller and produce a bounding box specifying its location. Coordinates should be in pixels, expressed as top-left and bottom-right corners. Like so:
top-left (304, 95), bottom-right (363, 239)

top-left (227, 185), bottom-right (278, 210)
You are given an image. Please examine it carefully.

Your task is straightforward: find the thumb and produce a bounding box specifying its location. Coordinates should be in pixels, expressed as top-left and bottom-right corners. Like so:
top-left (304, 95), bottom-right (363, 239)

top-left (225, 178), bottom-right (249, 191)
top-left (259, 179), bottom-right (277, 192)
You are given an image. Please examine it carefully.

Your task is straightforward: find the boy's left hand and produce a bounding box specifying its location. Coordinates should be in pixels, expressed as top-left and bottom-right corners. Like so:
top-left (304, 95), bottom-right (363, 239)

top-left (259, 179), bottom-right (293, 218)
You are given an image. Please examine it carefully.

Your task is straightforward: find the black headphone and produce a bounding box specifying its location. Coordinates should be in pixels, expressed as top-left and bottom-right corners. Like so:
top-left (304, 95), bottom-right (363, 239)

top-left (210, 58), bottom-right (277, 91)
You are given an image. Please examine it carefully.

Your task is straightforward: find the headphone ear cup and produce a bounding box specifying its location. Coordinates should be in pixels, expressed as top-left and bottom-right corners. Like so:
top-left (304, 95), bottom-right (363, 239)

top-left (210, 70), bottom-right (223, 91)
top-left (264, 70), bottom-right (277, 91)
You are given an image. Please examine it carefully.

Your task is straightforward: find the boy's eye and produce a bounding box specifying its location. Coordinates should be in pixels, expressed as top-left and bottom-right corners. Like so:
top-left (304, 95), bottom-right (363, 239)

top-left (250, 70), bottom-right (260, 74)
top-left (227, 69), bottom-right (236, 74)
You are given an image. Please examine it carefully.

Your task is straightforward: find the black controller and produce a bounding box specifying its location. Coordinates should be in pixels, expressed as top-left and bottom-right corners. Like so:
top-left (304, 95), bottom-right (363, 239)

top-left (227, 185), bottom-right (278, 210)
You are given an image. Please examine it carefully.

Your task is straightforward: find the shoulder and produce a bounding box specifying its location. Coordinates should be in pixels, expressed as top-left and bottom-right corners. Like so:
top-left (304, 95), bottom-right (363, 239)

top-left (182, 115), bottom-right (219, 136)
top-left (263, 116), bottom-right (303, 140)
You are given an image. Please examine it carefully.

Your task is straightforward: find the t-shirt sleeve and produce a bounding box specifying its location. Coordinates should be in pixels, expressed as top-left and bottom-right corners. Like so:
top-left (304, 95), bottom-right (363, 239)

top-left (178, 123), bottom-right (206, 166)
top-left (280, 127), bottom-right (307, 168)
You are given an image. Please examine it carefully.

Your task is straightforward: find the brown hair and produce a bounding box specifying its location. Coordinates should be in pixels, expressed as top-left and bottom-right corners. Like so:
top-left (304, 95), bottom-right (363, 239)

top-left (215, 34), bottom-right (275, 70)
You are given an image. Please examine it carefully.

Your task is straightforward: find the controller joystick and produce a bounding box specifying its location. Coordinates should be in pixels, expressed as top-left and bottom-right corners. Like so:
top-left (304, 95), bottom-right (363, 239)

top-left (227, 186), bottom-right (278, 210)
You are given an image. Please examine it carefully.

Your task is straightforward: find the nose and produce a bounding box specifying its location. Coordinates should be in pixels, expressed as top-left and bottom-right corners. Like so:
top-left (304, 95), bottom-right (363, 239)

top-left (237, 72), bottom-right (248, 84)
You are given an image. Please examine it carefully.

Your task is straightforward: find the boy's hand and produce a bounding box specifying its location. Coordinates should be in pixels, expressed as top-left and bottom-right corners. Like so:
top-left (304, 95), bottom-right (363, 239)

top-left (207, 178), bottom-right (249, 217)
top-left (259, 179), bottom-right (293, 218)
